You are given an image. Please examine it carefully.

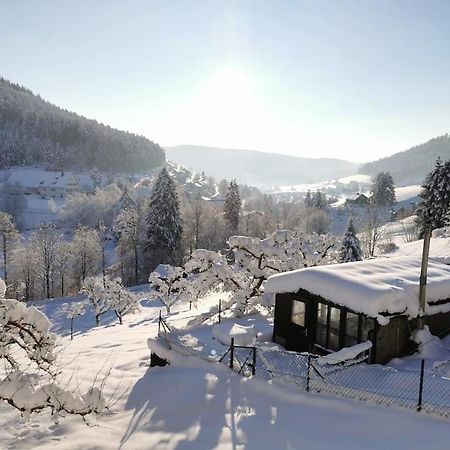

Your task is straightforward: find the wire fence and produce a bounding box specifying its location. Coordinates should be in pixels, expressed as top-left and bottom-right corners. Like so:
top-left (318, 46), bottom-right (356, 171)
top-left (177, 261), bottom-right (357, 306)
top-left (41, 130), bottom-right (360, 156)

top-left (252, 345), bottom-right (450, 418)
top-left (156, 316), bottom-right (450, 419)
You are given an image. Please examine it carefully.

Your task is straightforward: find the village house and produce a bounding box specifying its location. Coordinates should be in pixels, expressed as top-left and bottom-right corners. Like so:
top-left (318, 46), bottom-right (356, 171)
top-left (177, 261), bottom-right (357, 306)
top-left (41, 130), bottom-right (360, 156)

top-left (344, 193), bottom-right (371, 207)
top-left (265, 256), bottom-right (450, 364)
top-left (1, 168), bottom-right (94, 199)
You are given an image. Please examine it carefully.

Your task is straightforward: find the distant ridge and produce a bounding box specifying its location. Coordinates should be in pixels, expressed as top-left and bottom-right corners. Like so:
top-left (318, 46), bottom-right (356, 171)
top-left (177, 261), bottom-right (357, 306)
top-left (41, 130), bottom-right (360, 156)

top-left (0, 77), bottom-right (165, 173)
top-left (165, 145), bottom-right (358, 188)
top-left (360, 134), bottom-right (450, 185)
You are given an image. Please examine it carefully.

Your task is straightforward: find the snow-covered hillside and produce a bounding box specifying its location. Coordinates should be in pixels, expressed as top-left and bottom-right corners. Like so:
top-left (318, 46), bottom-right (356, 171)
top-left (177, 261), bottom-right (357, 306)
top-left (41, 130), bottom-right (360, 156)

top-left (1, 289), bottom-right (450, 449)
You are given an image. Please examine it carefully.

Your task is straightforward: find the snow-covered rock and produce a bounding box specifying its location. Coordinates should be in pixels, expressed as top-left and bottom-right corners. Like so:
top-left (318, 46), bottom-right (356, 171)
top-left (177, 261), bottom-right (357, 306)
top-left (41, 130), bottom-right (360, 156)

top-left (212, 322), bottom-right (257, 346)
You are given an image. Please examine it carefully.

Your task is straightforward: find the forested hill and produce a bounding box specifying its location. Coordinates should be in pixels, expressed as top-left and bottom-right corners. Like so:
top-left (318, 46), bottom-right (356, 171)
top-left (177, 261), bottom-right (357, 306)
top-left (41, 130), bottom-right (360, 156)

top-left (359, 135), bottom-right (450, 185)
top-left (166, 145), bottom-right (358, 188)
top-left (0, 77), bottom-right (165, 173)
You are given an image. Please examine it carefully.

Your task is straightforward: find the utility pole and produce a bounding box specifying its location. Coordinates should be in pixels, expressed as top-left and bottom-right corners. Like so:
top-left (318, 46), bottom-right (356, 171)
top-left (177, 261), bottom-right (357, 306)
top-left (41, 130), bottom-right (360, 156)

top-left (417, 226), bottom-right (432, 330)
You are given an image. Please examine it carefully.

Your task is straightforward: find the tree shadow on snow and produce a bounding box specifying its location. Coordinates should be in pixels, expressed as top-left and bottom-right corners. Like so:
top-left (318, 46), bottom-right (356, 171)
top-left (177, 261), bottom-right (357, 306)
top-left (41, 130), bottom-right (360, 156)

top-left (120, 364), bottom-right (249, 450)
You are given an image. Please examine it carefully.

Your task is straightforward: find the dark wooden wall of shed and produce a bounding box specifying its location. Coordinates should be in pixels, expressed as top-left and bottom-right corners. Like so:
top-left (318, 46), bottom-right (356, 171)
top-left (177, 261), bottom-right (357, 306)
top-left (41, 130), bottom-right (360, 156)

top-left (273, 293), bottom-right (315, 352)
top-left (424, 311), bottom-right (450, 337)
top-left (375, 317), bottom-right (416, 364)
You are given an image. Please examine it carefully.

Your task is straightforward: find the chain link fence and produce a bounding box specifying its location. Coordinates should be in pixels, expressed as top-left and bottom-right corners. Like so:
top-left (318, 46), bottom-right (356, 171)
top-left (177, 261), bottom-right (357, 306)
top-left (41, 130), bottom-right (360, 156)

top-left (253, 345), bottom-right (450, 418)
top-left (156, 316), bottom-right (450, 418)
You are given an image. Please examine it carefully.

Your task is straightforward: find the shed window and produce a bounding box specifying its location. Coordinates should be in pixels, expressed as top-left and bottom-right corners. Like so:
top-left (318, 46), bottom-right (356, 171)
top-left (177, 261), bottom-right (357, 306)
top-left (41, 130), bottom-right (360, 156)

top-left (291, 301), bottom-right (305, 327)
top-left (316, 302), bottom-right (341, 350)
top-left (345, 312), bottom-right (359, 347)
top-left (361, 316), bottom-right (374, 341)
top-left (328, 307), bottom-right (340, 350)
top-left (316, 303), bottom-right (328, 347)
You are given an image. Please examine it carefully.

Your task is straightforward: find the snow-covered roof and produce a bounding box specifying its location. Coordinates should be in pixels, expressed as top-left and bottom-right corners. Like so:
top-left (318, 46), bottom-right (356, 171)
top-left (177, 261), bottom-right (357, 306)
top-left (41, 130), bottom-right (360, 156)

top-left (265, 256), bottom-right (450, 324)
top-left (3, 168), bottom-right (94, 190)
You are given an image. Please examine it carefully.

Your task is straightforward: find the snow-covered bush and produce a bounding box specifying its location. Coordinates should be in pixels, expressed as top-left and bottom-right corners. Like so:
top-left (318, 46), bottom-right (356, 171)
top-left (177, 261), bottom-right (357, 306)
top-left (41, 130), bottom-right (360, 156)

top-left (104, 277), bottom-right (140, 324)
top-left (82, 277), bottom-right (111, 326)
top-left (148, 264), bottom-right (188, 314)
top-left (0, 278), bottom-right (105, 418)
top-left (66, 302), bottom-right (87, 339)
top-left (228, 230), bottom-right (338, 314)
top-left (183, 230), bottom-right (339, 317)
top-left (83, 275), bottom-right (139, 325)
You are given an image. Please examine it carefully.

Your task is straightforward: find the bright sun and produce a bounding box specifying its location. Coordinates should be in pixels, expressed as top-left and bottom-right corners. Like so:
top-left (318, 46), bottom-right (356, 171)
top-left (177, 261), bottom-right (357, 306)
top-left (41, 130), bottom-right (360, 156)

top-left (183, 68), bottom-right (267, 147)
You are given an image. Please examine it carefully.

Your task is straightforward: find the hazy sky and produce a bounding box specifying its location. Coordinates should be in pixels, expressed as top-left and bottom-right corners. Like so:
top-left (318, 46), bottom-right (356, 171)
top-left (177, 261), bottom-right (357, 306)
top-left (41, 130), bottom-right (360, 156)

top-left (1, 1), bottom-right (449, 162)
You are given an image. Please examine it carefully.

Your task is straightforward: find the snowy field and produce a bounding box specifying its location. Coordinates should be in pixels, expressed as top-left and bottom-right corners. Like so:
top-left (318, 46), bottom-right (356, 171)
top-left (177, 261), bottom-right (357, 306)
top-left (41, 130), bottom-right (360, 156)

top-left (1, 291), bottom-right (450, 449)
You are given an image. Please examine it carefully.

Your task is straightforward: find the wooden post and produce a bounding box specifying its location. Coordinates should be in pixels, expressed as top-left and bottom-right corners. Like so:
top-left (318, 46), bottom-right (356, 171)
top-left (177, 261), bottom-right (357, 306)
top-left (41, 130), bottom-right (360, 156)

top-left (306, 353), bottom-right (312, 392)
top-left (230, 338), bottom-right (235, 370)
top-left (252, 346), bottom-right (257, 376)
top-left (417, 359), bottom-right (425, 411)
top-left (418, 227), bottom-right (432, 330)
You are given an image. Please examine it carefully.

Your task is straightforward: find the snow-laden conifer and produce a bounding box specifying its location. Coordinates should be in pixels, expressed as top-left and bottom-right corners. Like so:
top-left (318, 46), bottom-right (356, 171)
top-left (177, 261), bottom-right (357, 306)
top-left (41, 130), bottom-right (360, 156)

top-left (339, 218), bottom-right (363, 262)
top-left (224, 180), bottom-right (241, 234)
top-left (371, 172), bottom-right (396, 206)
top-left (146, 168), bottom-right (183, 271)
top-left (416, 158), bottom-right (450, 236)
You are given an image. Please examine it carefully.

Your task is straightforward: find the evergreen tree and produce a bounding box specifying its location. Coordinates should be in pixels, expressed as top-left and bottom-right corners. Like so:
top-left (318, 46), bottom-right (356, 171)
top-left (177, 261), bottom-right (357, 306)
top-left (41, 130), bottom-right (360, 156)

top-left (224, 180), bottom-right (241, 235)
top-left (304, 190), bottom-right (313, 208)
top-left (146, 168), bottom-right (183, 271)
top-left (371, 172), bottom-right (396, 206)
top-left (416, 158), bottom-right (450, 236)
top-left (339, 218), bottom-right (363, 262)
top-left (0, 212), bottom-right (19, 288)
top-left (312, 190), bottom-right (327, 209)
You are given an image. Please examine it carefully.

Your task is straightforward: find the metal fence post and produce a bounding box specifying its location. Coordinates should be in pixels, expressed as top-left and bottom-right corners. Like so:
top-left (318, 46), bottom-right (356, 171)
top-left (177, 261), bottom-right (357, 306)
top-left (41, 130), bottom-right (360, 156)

top-left (252, 346), bottom-right (257, 376)
top-left (417, 359), bottom-right (425, 412)
top-left (218, 299), bottom-right (222, 323)
top-left (230, 338), bottom-right (235, 370)
top-left (306, 353), bottom-right (312, 392)
top-left (158, 310), bottom-right (161, 336)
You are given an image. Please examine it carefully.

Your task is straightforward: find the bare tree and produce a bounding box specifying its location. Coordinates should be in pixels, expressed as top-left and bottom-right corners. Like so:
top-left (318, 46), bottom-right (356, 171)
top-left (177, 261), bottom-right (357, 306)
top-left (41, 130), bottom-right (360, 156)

top-left (30, 224), bottom-right (61, 299)
top-left (359, 206), bottom-right (389, 257)
top-left (54, 241), bottom-right (73, 297)
top-left (72, 226), bottom-right (101, 289)
top-left (11, 243), bottom-right (37, 301)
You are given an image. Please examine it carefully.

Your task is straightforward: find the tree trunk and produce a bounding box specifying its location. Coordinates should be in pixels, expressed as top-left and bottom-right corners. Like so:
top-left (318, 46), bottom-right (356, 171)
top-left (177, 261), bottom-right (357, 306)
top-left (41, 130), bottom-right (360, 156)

top-left (3, 235), bottom-right (8, 287)
top-left (61, 273), bottom-right (65, 297)
top-left (115, 310), bottom-right (123, 325)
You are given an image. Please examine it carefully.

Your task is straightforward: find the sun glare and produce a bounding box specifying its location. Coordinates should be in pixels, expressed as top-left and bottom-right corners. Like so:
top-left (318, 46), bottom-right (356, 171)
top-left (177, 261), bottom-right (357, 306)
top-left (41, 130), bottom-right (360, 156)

top-left (184, 68), bottom-right (267, 147)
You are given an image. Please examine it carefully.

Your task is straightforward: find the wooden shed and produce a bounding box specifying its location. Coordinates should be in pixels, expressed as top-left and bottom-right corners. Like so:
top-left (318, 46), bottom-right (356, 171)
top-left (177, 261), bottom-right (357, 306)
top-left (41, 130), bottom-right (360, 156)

top-left (265, 256), bottom-right (450, 364)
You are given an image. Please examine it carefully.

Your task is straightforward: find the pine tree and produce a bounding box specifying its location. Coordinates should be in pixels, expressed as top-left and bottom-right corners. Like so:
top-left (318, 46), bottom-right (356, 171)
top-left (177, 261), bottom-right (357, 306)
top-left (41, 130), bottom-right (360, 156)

top-left (224, 180), bottom-right (241, 235)
top-left (304, 190), bottom-right (313, 208)
top-left (416, 158), bottom-right (450, 236)
top-left (146, 167), bottom-right (183, 272)
top-left (371, 172), bottom-right (396, 206)
top-left (339, 218), bottom-right (363, 262)
top-left (0, 212), bottom-right (19, 288)
top-left (312, 190), bottom-right (327, 209)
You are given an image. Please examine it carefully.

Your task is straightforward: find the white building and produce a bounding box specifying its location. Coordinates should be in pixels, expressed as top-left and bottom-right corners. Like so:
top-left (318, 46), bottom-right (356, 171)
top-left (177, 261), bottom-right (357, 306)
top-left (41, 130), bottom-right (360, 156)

top-left (1, 168), bottom-right (95, 199)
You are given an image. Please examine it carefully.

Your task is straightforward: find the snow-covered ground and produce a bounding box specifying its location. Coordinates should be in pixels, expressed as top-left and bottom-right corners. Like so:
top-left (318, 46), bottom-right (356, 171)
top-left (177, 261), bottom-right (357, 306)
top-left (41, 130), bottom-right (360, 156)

top-left (1, 290), bottom-right (450, 449)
